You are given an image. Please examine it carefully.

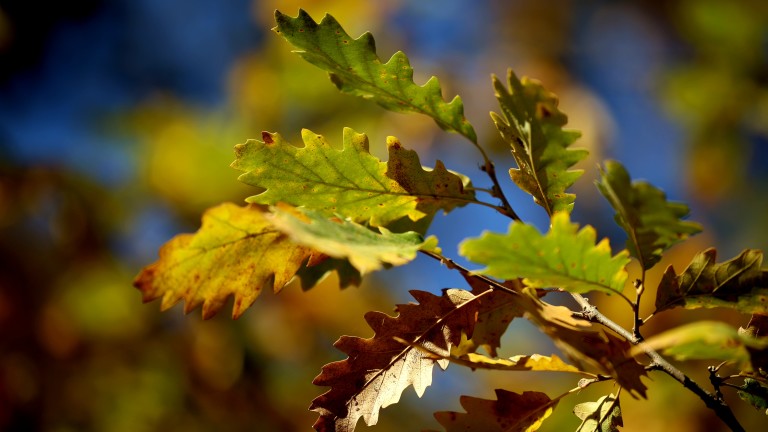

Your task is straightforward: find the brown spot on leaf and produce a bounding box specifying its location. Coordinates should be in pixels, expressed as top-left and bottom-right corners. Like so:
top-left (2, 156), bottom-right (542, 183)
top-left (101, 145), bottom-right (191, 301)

top-left (262, 131), bottom-right (274, 144)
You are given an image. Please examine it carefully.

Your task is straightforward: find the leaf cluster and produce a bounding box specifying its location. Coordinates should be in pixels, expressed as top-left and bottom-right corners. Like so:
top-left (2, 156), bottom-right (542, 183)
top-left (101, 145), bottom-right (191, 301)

top-left (134, 9), bottom-right (768, 432)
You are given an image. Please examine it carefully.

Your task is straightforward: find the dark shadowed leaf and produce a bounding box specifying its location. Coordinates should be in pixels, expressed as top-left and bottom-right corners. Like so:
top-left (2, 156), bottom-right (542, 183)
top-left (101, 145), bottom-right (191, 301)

top-left (655, 248), bottom-right (768, 314)
top-left (596, 160), bottom-right (702, 270)
top-left (433, 389), bottom-right (555, 432)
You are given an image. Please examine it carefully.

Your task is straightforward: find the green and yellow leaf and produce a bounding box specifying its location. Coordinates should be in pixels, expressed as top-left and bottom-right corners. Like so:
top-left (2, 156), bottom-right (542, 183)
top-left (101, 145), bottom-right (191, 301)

top-left (491, 70), bottom-right (587, 215)
top-left (460, 212), bottom-right (630, 295)
top-left (655, 248), bottom-right (768, 314)
top-left (133, 203), bottom-right (313, 319)
top-left (596, 160), bottom-right (702, 270)
top-left (633, 321), bottom-right (768, 370)
top-left (274, 10), bottom-right (477, 143)
top-left (737, 378), bottom-right (768, 415)
top-left (433, 389), bottom-right (556, 432)
top-left (232, 128), bottom-right (475, 228)
top-left (310, 289), bottom-right (482, 432)
top-left (268, 204), bottom-right (431, 274)
top-left (573, 394), bottom-right (623, 432)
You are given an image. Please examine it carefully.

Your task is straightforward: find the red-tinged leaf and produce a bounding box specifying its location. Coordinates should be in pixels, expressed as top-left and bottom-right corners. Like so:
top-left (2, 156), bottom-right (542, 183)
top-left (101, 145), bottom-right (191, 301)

top-left (433, 389), bottom-right (556, 432)
top-left (310, 289), bottom-right (486, 431)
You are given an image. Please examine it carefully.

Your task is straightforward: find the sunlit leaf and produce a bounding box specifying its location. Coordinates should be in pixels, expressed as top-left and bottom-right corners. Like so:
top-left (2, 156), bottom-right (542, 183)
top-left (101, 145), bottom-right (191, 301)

top-left (133, 203), bottom-right (313, 319)
top-left (268, 204), bottom-right (431, 274)
top-left (274, 10), bottom-right (477, 143)
top-left (450, 353), bottom-right (584, 374)
top-left (596, 160), bottom-right (702, 270)
top-left (232, 128), bottom-right (475, 228)
top-left (573, 394), bottom-right (623, 432)
top-left (433, 389), bottom-right (555, 432)
top-left (460, 212), bottom-right (630, 295)
top-left (384, 136), bottom-right (476, 217)
top-left (310, 289), bottom-right (484, 432)
top-left (491, 70), bottom-right (587, 215)
top-left (737, 378), bottom-right (768, 415)
top-left (634, 321), bottom-right (768, 370)
top-left (232, 128), bottom-right (416, 227)
top-left (655, 248), bottom-right (768, 314)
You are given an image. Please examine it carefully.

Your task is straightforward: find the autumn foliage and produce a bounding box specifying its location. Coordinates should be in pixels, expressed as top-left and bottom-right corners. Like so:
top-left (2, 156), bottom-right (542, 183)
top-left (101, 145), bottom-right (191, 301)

top-left (135, 10), bottom-right (768, 432)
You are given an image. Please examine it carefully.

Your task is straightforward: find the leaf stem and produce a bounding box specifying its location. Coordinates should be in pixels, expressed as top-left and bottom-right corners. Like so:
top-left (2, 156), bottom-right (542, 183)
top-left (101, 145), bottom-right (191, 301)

top-left (632, 278), bottom-right (645, 340)
top-left (571, 293), bottom-right (745, 432)
top-left (474, 145), bottom-right (521, 221)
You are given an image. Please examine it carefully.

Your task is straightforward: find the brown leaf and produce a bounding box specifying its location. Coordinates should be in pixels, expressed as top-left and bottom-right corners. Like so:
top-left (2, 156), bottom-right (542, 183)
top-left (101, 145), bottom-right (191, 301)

top-left (433, 389), bottom-right (556, 432)
top-left (453, 275), bottom-right (526, 357)
top-left (310, 289), bottom-right (483, 432)
top-left (520, 289), bottom-right (648, 398)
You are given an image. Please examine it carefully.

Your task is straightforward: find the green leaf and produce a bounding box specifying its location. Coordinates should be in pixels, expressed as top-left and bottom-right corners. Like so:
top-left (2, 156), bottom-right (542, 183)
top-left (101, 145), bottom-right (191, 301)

top-left (460, 212), bottom-right (630, 295)
top-left (295, 255), bottom-right (361, 291)
top-left (574, 394), bottom-right (623, 432)
top-left (274, 10), bottom-right (477, 143)
top-left (449, 353), bottom-right (584, 374)
top-left (655, 248), bottom-right (768, 314)
top-left (232, 128), bottom-right (475, 228)
top-left (634, 321), bottom-right (768, 370)
top-left (433, 389), bottom-right (555, 432)
top-left (737, 378), bottom-right (768, 415)
top-left (133, 203), bottom-right (314, 319)
top-left (596, 160), bottom-right (702, 270)
top-left (232, 128), bottom-right (416, 227)
top-left (491, 70), bottom-right (587, 215)
top-left (268, 204), bottom-right (431, 274)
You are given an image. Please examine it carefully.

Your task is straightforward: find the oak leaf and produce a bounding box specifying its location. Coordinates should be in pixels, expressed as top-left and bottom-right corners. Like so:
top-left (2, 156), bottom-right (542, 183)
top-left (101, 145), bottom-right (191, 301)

top-left (460, 212), bottom-right (630, 296)
top-left (633, 321), bottom-right (768, 371)
top-left (268, 204), bottom-right (433, 274)
top-left (274, 10), bottom-right (477, 143)
top-left (232, 128), bottom-right (475, 228)
top-left (573, 394), bottom-right (623, 432)
top-left (310, 289), bottom-right (484, 431)
top-left (491, 69), bottom-right (587, 215)
top-left (596, 160), bottom-right (701, 270)
top-left (433, 389), bottom-right (556, 432)
top-left (655, 248), bottom-right (768, 314)
top-left (133, 203), bottom-right (313, 319)
top-left (520, 289), bottom-right (648, 398)
top-left (449, 353), bottom-right (584, 374)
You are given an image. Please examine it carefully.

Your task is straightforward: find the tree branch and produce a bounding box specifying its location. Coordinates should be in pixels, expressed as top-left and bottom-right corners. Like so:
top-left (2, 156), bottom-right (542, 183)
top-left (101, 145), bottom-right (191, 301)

top-left (570, 293), bottom-right (745, 432)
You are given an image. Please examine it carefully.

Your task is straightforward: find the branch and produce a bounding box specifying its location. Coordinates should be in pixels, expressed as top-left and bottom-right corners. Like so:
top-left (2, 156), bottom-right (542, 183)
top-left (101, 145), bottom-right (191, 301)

top-left (571, 293), bottom-right (745, 432)
top-left (421, 251), bottom-right (745, 431)
top-left (475, 147), bottom-right (521, 221)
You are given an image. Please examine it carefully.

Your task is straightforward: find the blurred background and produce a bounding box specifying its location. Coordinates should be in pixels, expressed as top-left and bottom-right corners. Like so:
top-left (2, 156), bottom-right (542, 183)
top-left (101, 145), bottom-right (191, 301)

top-left (1, 0), bottom-right (767, 431)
